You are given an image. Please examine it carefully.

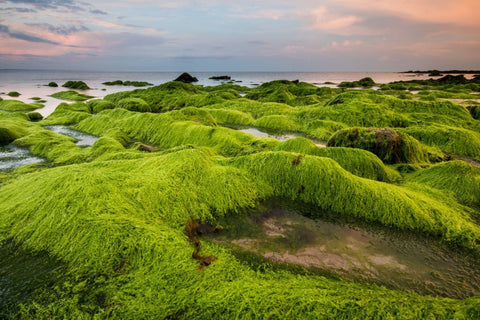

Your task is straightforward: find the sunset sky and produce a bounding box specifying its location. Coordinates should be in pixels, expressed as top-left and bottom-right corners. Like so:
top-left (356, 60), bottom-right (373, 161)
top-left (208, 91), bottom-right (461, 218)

top-left (0, 0), bottom-right (479, 71)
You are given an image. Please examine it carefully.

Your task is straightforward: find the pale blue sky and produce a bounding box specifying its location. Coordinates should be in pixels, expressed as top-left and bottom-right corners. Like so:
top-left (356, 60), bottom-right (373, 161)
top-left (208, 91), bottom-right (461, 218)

top-left (0, 0), bottom-right (479, 71)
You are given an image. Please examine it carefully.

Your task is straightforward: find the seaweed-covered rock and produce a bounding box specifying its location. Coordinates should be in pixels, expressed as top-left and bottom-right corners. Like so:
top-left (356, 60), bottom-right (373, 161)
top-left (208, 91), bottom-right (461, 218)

top-left (174, 73), bottom-right (198, 83)
top-left (327, 127), bottom-right (433, 164)
top-left (26, 112), bottom-right (43, 122)
top-left (0, 127), bottom-right (21, 145)
top-left (339, 77), bottom-right (376, 88)
top-left (47, 82), bottom-right (58, 87)
top-left (7, 91), bottom-right (20, 97)
top-left (87, 99), bottom-right (116, 113)
top-left (62, 81), bottom-right (90, 90)
top-left (428, 70), bottom-right (443, 77)
top-left (437, 75), bottom-right (468, 85)
top-left (117, 98), bottom-right (151, 112)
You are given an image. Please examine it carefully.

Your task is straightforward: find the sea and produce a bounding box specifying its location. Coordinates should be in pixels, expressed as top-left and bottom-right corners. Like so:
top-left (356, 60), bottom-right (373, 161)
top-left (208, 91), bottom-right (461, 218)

top-left (0, 70), bottom-right (444, 117)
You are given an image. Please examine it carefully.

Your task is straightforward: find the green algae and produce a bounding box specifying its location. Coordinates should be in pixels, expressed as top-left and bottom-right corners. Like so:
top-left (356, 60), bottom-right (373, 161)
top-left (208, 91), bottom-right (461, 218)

top-left (327, 127), bottom-right (439, 164)
top-left (117, 97), bottom-right (151, 112)
top-left (50, 90), bottom-right (94, 102)
top-left (411, 160), bottom-right (480, 208)
top-left (62, 81), bottom-right (90, 90)
top-left (276, 137), bottom-right (401, 182)
top-left (86, 99), bottom-right (116, 113)
top-left (0, 99), bottom-right (41, 111)
top-left (1, 79), bottom-right (480, 318)
top-left (7, 91), bottom-right (20, 97)
top-left (338, 77), bottom-right (376, 88)
top-left (41, 102), bottom-right (92, 125)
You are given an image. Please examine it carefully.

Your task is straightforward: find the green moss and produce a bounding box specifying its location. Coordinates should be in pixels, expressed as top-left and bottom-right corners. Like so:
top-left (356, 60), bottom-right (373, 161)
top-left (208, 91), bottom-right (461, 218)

top-left (327, 127), bottom-right (437, 164)
top-left (86, 99), bottom-right (116, 113)
top-left (412, 160), bottom-right (480, 208)
top-left (339, 77), bottom-right (376, 88)
top-left (26, 112), bottom-right (43, 122)
top-left (253, 115), bottom-right (302, 132)
top-left (42, 102), bottom-right (92, 125)
top-left (62, 81), bottom-right (90, 90)
top-left (276, 137), bottom-right (401, 182)
top-left (50, 90), bottom-right (94, 102)
top-left (0, 100), bottom-right (41, 111)
top-left (228, 151), bottom-right (480, 249)
top-left (117, 98), bottom-right (152, 113)
top-left (402, 124), bottom-right (480, 160)
top-left (75, 109), bottom-right (278, 157)
top-left (7, 91), bottom-right (20, 97)
top-left (202, 108), bottom-right (254, 126)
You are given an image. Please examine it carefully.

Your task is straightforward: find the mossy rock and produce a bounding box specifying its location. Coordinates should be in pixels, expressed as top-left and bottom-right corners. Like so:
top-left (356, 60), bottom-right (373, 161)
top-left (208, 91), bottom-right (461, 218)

top-left (339, 77), bottom-right (376, 88)
top-left (47, 82), bottom-right (58, 87)
top-left (26, 112), bottom-right (43, 122)
top-left (0, 127), bottom-right (21, 145)
top-left (87, 99), bottom-right (116, 113)
top-left (50, 90), bottom-right (94, 102)
top-left (327, 127), bottom-right (432, 164)
top-left (7, 91), bottom-right (20, 97)
top-left (117, 98), bottom-right (151, 112)
top-left (62, 81), bottom-right (90, 90)
top-left (0, 100), bottom-right (40, 111)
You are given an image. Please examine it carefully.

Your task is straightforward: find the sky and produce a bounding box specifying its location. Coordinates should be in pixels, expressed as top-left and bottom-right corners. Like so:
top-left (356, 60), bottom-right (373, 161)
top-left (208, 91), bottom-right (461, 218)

top-left (0, 0), bottom-right (479, 71)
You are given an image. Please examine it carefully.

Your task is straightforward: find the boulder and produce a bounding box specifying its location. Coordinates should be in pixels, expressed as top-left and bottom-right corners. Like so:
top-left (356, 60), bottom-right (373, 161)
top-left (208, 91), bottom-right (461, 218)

top-left (174, 73), bottom-right (198, 83)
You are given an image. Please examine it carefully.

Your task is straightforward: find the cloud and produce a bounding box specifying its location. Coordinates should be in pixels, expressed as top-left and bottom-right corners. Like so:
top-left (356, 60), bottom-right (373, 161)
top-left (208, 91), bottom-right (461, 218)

top-left (305, 7), bottom-right (361, 32)
top-left (332, 0), bottom-right (480, 27)
top-left (0, 24), bottom-right (60, 45)
top-left (0, 7), bottom-right (37, 13)
top-left (2, 0), bottom-right (85, 11)
top-left (91, 9), bottom-right (107, 15)
top-left (25, 23), bottom-right (90, 35)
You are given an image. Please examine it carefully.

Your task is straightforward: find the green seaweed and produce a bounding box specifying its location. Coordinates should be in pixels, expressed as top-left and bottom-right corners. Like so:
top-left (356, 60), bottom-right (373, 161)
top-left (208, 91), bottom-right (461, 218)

top-left (62, 81), bottom-right (90, 90)
top-left (276, 137), bottom-right (401, 182)
top-left (327, 127), bottom-right (439, 164)
top-left (50, 90), bottom-right (94, 102)
top-left (0, 100), bottom-right (41, 111)
top-left (7, 91), bottom-right (20, 97)
top-left (411, 160), bottom-right (480, 208)
top-left (41, 102), bottom-right (92, 125)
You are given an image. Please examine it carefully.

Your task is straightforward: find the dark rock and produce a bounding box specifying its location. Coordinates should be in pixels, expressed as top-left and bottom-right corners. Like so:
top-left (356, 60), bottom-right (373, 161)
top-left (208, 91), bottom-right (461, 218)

top-left (47, 82), bottom-right (58, 87)
top-left (209, 75), bottom-right (231, 80)
top-left (437, 75), bottom-right (468, 84)
top-left (174, 73), bottom-right (198, 83)
top-left (428, 70), bottom-right (443, 76)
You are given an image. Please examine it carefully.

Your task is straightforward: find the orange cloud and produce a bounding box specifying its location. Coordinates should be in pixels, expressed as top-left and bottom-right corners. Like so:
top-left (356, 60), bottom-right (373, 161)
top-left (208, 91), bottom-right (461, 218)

top-left (335, 0), bottom-right (480, 26)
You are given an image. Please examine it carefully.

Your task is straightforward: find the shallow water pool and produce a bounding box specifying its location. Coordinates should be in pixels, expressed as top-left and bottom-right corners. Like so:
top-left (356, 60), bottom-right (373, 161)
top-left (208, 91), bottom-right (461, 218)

top-left (44, 125), bottom-right (98, 147)
top-left (205, 203), bottom-right (480, 299)
top-left (0, 145), bottom-right (44, 171)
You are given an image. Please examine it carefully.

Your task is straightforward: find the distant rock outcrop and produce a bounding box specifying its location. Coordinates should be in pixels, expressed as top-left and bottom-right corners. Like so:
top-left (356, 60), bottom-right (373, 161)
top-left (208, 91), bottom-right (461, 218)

top-left (174, 73), bottom-right (198, 83)
top-left (209, 75), bottom-right (231, 80)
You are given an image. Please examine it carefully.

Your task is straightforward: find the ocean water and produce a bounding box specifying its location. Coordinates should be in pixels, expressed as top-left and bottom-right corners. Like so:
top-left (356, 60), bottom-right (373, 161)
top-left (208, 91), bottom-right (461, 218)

top-left (0, 70), bottom-right (442, 117)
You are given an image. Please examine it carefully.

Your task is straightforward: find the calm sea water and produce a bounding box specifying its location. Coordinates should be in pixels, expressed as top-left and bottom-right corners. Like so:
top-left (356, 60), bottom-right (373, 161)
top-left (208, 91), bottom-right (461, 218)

top-left (0, 70), bottom-right (437, 117)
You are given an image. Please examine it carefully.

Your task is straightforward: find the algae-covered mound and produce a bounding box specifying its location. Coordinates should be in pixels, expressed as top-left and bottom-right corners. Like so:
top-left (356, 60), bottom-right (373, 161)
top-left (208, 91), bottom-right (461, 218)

top-left (0, 100), bottom-right (42, 112)
top-left (339, 77), bottom-right (376, 88)
top-left (327, 127), bottom-right (436, 164)
top-left (7, 91), bottom-right (20, 97)
top-left (50, 90), bottom-right (94, 101)
top-left (412, 160), bottom-right (480, 208)
top-left (2, 78), bottom-right (480, 318)
top-left (62, 81), bottom-right (90, 90)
